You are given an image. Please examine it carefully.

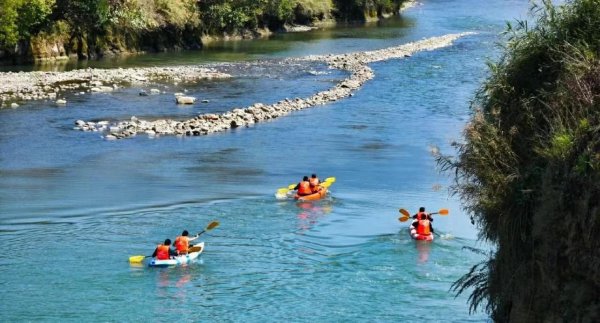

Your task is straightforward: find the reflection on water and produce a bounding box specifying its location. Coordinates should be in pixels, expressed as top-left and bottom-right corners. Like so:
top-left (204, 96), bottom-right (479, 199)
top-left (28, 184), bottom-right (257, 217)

top-left (296, 201), bottom-right (334, 232)
top-left (416, 240), bottom-right (432, 264)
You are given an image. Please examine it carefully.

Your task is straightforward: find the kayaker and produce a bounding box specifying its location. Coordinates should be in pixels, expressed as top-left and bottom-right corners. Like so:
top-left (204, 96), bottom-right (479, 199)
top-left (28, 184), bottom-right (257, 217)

top-left (152, 239), bottom-right (178, 260)
top-left (294, 176), bottom-right (312, 196)
top-left (309, 174), bottom-right (321, 193)
top-left (412, 212), bottom-right (434, 235)
top-left (174, 230), bottom-right (200, 255)
top-left (412, 207), bottom-right (434, 221)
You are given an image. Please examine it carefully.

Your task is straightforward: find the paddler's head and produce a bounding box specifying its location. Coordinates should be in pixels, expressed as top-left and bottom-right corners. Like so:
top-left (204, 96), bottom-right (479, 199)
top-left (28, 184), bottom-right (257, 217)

top-left (164, 239), bottom-right (171, 245)
top-left (182, 230), bottom-right (189, 236)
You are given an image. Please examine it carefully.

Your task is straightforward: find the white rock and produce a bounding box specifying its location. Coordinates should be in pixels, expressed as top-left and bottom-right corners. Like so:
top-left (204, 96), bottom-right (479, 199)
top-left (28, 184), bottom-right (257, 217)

top-left (10, 103), bottom-right (19, 108)
top-left (91, 86), bottom-right (114, 93)
top-left (176, 96), bottom-right (196, 104)
top-left (150, 88), bottom-right (160, 94)
top-left (56, 99), bottom-right (67, 105)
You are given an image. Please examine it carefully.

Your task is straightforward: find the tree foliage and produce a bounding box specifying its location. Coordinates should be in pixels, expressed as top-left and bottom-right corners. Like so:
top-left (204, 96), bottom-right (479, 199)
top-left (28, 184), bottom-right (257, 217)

top-left (0, 0), bottom-right (55, 48)
top-left (0, 0), bottom-right (407, 58)
top-left (442, 0), bottom-right (600, 321)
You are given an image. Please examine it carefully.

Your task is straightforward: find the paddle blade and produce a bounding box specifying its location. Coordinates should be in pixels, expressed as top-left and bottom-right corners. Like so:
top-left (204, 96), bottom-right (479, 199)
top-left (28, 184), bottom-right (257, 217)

top-left (398, 216), bottom-right (410, 222)
top-left (324, 177), bottom-right (336, 183)
top-left (321, 181), bottom-right (332, 188)
top-left (205, 221), bottom-right (220, 231)
top-left (275, 192), bottom-right (288, 199)
top-left (398, 208), bottom-right (410, 217)
top-left (288, 184), bottom-right (296, 190)
top-left (277, 188), bottom-right (290, 193)
top-left (438, 209), bottom-right (449, 215)
top-left (129, 255), bottom-right (146, 263)
top-left (188, 245), bottom-right (203, 253)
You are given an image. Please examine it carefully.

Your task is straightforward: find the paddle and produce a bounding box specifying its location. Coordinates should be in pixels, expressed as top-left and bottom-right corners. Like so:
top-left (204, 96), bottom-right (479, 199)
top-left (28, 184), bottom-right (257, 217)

top-left (398, 208), bottom-right (449, 222)
top-left (128, 220), bottom-right (220, 264)
top-left (196, 220), bottom-right (220, 236)
top-left (128, 255), bottom-right (150, 263)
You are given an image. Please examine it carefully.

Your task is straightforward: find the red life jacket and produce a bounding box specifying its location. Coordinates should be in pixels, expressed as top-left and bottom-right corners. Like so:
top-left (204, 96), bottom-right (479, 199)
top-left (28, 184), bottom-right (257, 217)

top-left (417, 219), bottom-right (431, 235)
top-left (298, 181), bottom-right (312, 195)
top-left (156, 244), bottom-right (170, 260)
top-left (174, 236), bottom-right (189, 254)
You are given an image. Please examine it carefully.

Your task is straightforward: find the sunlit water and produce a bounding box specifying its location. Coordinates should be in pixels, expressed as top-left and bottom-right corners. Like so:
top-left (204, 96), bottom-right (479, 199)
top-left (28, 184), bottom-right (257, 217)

top-left (0, 1), bottom-right (530, 321)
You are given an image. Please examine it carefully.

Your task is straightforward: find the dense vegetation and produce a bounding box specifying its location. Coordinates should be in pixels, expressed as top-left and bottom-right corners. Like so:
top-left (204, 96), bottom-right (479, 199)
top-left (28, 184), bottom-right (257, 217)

top-left (442, 0), bottom-right (600, 321)
top-left (0, 0), bottom-right (407, 62)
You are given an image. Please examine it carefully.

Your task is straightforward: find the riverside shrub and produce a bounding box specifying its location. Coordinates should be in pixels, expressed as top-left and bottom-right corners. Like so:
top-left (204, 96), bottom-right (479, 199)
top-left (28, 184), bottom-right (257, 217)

top-left (443, 0), bottom-right (600, 321)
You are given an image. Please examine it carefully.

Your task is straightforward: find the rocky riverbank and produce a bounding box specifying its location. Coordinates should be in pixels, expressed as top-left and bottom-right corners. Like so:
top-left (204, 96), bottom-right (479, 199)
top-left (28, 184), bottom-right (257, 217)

top-left (0, 32), bottom-right (473, 138)
top-left (0, 66), bottom-right (230, 108)
top-left (72, 32), bottom-right (473, 140)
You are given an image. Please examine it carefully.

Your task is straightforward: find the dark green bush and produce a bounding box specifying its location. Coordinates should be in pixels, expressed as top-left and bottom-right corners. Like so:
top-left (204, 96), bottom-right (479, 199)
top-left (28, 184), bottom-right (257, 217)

top-left (442, 0), bottom-right (600, 321)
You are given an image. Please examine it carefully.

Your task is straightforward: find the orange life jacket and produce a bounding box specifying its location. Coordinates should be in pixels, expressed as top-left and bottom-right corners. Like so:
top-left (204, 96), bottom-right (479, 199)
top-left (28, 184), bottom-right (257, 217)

top-left (174, 236), bottom-right (189, 254)
top-left (309, 178), bottom-right (320, 193)
top-left (298, 181), bottom-right (312, 195)
top-left (417, 219), bottom-right (431, 235)
top-left (156, 244), bottom-right (170, 260)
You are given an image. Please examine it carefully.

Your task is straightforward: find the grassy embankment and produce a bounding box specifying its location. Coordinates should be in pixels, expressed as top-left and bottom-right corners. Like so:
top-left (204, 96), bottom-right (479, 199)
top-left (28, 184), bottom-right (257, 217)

top-left (441, 0), bottom-right (600, 321)
top-left (0, 0), bottom-right (407, 63)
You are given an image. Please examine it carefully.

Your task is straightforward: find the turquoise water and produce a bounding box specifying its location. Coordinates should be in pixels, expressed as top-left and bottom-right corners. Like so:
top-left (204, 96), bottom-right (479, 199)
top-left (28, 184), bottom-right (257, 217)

top-left (0, 1), bottom-right (530, 321)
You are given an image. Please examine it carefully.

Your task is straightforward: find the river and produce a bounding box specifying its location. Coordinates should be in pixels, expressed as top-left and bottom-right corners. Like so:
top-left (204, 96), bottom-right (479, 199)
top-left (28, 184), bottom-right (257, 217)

top-left (0, 1), bottom-right (530, 321)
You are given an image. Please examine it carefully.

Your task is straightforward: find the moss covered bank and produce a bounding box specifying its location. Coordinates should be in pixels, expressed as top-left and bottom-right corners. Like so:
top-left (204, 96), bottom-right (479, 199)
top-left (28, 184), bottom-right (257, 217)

top-left (0, 0), bottom-right (410, 64)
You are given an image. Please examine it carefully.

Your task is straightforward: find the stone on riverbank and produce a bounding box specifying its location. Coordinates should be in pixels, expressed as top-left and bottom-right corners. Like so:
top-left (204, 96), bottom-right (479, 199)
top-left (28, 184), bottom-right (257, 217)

top-left (0, 66), bottom-right (231, 105)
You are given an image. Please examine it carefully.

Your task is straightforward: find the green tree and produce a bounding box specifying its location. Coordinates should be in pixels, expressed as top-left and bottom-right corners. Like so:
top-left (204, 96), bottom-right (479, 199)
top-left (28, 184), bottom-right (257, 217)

top-left (0, 0), bottom-right (21, 48)
top-left (0, 0), bottom-right (54, 50)
top-left (54, 0), bottom-right (110, 57)
top-left (16, 0), bottom-right (55, 38)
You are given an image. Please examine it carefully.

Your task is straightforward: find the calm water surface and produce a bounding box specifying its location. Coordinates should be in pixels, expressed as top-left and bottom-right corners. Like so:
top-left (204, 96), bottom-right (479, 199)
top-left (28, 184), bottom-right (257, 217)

top-left (0, 1), bottom-right (530, 321)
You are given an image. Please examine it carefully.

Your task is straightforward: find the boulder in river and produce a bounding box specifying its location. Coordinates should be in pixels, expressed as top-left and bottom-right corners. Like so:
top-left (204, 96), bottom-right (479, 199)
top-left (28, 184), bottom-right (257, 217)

top-left (176, 96), bottom-right (196, 104)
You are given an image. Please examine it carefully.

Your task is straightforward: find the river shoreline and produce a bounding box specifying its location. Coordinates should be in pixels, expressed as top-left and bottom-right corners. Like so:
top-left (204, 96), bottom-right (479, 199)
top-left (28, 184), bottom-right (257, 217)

top-left (0, 32), bottom-right (474, 139)
top-left (71, 32), bottom-right (474, 140)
